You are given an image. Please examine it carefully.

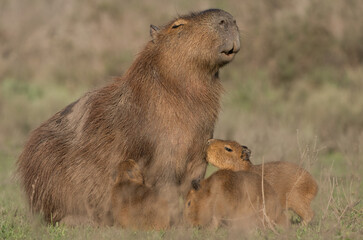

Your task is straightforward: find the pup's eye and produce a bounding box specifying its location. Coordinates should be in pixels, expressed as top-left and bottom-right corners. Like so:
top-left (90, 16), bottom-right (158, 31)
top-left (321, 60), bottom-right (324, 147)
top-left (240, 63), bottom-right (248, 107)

top-left (172, 24), bottom-right (184, 29)
top-left (219, 20), bottom-right (225, 25)
top-left (224, 147), bottom-right (233, 152)
top-left (187, 201), bottom-right (191, 207)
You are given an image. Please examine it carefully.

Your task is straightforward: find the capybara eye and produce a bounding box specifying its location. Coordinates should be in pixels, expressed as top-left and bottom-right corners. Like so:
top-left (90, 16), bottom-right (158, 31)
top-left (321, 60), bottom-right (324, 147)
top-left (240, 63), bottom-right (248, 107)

top-left (219, 20), bottom-right (225, 25)
top-left (233, 20), bottom-right (236, 24)
top-left (224, 147), bottom-right (233, 152)
top-left (172, 24), bottom-right (184, 29)
top-left (187, 201), bottom-right (191, 207)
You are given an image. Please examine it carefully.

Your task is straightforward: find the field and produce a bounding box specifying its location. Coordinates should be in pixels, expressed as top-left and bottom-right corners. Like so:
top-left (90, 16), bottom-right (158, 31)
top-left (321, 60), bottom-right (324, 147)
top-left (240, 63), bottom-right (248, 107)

top-left (0, 0), bottom-right (362, 239)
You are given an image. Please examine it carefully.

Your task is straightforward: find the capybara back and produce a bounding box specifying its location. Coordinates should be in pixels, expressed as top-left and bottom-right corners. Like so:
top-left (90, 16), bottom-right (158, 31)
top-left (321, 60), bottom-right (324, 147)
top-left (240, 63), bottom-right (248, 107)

top-left (206, 139), bottom-right (318, 224)
top-left (184, 170), bottom-right (287, 229)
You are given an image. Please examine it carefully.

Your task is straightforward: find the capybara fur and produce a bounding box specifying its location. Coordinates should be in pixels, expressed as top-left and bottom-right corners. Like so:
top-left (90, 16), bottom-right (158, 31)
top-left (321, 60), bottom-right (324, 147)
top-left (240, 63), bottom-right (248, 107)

top-left (184, 170), bottom-right (287, 230)
top-left (206, 139), bottom-right (318, 224)
top-left (16, 9), bottom-right (240, 224)
top-left (111, 159), bottom-right (172, 230)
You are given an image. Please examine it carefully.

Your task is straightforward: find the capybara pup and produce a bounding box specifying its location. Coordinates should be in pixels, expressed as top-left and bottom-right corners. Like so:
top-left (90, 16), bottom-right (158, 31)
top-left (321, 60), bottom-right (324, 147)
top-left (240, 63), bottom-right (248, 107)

top-left (17, 9), bottom-right (240, 224)
top-left (206, 139), bottom-right (318, 224)
top-left (111, 159), bottom-right (172, 230)
top-left (184, 170), bottom-right (287, 230)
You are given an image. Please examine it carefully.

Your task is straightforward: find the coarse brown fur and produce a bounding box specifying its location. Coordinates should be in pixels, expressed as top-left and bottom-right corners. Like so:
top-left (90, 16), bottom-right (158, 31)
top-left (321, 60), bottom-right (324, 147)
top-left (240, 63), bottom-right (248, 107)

top-left (16, 9), bottom-right (240, 225)
top-left (206, 139), bottom-right (319, 224)
top-left (183, 170), bottom-right (287, 230)
top-left (111, 160), bottom-right (172, 230)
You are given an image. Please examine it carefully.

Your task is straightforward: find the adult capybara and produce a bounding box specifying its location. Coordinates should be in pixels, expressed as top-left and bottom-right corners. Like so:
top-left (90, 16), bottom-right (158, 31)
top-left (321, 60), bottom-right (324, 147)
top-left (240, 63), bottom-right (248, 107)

top-left (206, 139), bottom-right (318, 224)
top-left (183, 170), bottom-right (287, 230)
top-left (111, 159), bottom-right (172, 230)
top-left (17, 9), bottom-right (240, 224)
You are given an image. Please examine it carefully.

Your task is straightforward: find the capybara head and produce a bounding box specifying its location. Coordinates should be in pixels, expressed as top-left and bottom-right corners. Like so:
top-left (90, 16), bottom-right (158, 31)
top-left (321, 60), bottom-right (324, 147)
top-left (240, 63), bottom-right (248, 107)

top-left (150, 9), bottom-right (240, 73)
top-left (184, 179), bottom-right (214, 227)
top-left (111, 159), bottom-right (173, 230)
top-left (113, 159), bottom-right (144, 185)
top-left (206, 139), bottom-right (252, 171)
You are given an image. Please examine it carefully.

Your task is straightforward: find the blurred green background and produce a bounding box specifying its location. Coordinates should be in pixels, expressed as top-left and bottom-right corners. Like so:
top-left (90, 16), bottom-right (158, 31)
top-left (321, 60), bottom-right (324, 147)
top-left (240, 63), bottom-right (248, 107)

top-left (0, 0), bottom-right (362, 239)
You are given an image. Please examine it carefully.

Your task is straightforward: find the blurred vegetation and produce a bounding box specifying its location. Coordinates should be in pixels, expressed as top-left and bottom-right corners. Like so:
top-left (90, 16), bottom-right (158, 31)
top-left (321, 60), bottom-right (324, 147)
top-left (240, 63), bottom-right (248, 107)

top-left (0, 0), bottom-right (362, 239)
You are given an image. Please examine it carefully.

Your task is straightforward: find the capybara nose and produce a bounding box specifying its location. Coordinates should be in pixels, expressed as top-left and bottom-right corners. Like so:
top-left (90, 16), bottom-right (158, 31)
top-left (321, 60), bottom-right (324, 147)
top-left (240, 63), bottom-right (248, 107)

top-left (241, 147), bottom-right (251, 161)
top-left (233, 39), bottom-right (240, 54)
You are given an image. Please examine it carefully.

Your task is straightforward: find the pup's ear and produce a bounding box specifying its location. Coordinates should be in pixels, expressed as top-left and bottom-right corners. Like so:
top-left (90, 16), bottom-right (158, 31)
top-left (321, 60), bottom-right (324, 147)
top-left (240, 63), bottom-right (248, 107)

top-left (126, 169), bottom-right (135, 180)
top-left (150, 24), bottom-right (160, 42)
top-left (191, 179), bottom-right (201, 191)
top-left (207, 138), bottom-right (217, 145)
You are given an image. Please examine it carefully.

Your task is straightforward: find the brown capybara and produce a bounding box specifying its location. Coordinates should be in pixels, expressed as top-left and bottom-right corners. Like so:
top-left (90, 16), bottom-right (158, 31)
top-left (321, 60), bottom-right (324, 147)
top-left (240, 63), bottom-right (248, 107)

top-left (206, 139), bottom-right (318, 224)
top-left (183, 170), bottom-right (287, 230)
top-left (16, 9), bottom-right (240, 224)
top-left (111, 159), bottom-right (172, 230)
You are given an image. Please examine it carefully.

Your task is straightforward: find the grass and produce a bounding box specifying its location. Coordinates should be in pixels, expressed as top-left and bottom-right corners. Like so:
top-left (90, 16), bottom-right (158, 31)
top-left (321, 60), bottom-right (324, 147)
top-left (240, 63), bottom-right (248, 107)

top-left (1, 133), bottom-right (361, 239)
top-left (1, 0), bottom-right (363, 239)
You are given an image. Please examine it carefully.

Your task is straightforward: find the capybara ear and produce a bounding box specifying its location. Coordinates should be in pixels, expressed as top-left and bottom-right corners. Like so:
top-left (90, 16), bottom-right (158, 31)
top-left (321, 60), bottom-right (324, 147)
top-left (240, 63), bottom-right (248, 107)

top-left (150, 24), bottom-right (160, 42)
top-left (191, 179), bottom-right (201, 191)
top-left (207, 139), bottom-right (217, 145)
top-left (126, 169), bottom-right (135, 180)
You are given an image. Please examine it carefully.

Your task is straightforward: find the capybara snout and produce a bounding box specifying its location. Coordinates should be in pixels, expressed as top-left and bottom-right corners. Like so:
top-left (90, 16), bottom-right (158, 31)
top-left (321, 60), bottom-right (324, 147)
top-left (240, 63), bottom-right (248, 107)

top-left (241, 145), bottom-right (251, 161)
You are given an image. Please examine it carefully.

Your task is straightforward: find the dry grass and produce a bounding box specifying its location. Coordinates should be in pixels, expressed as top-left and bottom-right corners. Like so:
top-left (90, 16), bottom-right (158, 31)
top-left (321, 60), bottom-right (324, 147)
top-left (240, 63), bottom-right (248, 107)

top-left (1, 0), bottom-right (362, 239)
